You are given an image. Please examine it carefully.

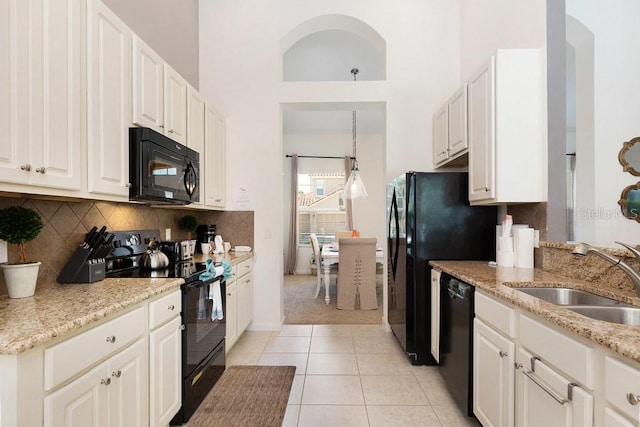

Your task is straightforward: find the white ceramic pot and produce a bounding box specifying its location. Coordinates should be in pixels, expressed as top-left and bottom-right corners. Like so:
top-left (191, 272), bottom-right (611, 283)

top-left (2, 262), bottom-right (41, 298)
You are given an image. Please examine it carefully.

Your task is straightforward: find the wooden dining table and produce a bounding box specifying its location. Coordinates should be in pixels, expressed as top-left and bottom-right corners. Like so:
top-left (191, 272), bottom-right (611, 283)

top-left (320, 244), bottom-right (384, 305)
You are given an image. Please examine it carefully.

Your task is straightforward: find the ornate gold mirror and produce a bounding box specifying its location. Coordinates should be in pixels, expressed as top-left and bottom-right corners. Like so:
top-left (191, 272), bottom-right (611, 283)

top-left (618, 182), bottom-right (640, 222)
top-left (618, 136), bottom-right (640, 176)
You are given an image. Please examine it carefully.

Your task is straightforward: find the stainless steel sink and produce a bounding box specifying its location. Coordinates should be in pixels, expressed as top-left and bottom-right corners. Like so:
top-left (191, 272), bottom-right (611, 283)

top-left (565, 306), bottom-right (640, 326)
top-left (512, 286), bottom-right (640, 325)
top-left (512, 287), bottom-right (628, 306)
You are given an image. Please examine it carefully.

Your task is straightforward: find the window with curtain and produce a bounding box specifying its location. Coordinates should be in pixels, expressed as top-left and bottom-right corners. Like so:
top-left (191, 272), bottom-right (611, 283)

top-left (298, 172), bottom-right (347, 246)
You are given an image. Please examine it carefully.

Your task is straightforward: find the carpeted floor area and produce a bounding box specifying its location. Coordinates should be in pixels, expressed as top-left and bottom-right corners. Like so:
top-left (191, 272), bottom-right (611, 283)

top-left (187, 365), bottom-right (296, 427)
top-left (283, 274), bottom-right (383, 324)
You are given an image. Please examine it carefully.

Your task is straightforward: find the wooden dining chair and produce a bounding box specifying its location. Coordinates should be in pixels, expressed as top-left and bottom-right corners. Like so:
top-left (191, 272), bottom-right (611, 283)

top-left (337, 237), bottom-right (377, 310)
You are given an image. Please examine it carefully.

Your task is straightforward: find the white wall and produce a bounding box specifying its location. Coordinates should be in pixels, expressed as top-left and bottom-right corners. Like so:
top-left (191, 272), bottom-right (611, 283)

top-left (103, 0), bottom-right (199, 87)
top-left (460, 0), bottom-right (547, 81)
top-left (199, 0), bottom-right (460, 329)
top-left (567, 0), bottom-right (640, 245)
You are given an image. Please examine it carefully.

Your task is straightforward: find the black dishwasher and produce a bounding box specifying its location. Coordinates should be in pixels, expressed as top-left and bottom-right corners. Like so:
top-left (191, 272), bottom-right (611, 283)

top-left (439, 272), bottom-right (475, 418)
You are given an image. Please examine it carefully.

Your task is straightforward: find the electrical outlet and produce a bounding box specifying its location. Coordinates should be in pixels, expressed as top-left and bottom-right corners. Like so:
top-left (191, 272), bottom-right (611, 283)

top-left (0, 239), bottom-right (7, 263)
top-left (533, 229), bottom-right (540, 248)
top-left (165, 228), bottom-right (172, 241)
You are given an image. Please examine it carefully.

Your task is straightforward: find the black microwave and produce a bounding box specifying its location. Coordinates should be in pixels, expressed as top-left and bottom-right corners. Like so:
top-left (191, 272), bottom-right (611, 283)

top-left (129, 127), bottom-right (200, 205)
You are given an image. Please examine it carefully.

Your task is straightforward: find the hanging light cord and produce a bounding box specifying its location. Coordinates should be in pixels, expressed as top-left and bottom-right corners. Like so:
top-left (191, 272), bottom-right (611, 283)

top-left (351, 68), bottom-right (359, 169)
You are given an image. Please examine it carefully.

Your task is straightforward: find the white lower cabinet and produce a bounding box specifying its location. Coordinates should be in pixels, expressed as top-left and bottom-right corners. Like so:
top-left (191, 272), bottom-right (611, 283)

top-left (225, 257), bottom-right (253, 352)
top-left (149, 316), bottom-right (181, 427)
top-left (473, 318), bottom-right (514, 427)
top-left (225, 280), bottom-right (238, 350)
top-left (44, 337), bottom-right (148, 427)
top-left (472, 290), bottom-right (627, 427)
top-left (605, 355), bottom-right (640, 426)
top-left (516, 346), bottom-right (593, 427)
top-left (0, 290), bottom-right (182, 427)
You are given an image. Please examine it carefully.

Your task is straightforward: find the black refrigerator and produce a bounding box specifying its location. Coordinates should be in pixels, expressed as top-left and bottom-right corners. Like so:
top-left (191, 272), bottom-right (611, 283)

top-left (387, 172), bottom-right (496, 365)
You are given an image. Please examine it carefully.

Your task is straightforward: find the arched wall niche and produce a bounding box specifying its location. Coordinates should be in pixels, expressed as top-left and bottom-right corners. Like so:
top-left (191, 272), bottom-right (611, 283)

top-left (281, 14), bottom-right (386, 81)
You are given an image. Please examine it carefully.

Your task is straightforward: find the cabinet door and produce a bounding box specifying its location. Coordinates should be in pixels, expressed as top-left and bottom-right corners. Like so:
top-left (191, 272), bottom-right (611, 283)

top-left (447, 86), bottom-right (468, 158)
top-left (473, 319), bottom-right (514, 427)
top-left (149, 316), bottom-right (181, 427)
top-left (225, 281), bottom-right (238, 351)
top-left (86, 0), bottom-right (131, 198)
top-left (187, 85), bottom-right (206, 204)
top-left (132, 35), bottom-right (164, 132)
top-left (163, 65), bottom-right (187, 144)
top-left (515, 348), bottom-right (593, 427)
top-left (107, 338), bottom-right (148, 427)
top-left (238, 274), bottom-right (253, 334)
top-left (432, 105), bottom-right (448, 166)
top-left (430, 269), bottom-right (441, 362)
top-left (0, 0), bottom-right (81, 190)
top-left (204, 102), bottom-right (226, 208)
top-left (468, 56), bottom-right (495, 202)
top-left (44, 363), bottom-right (108, 427)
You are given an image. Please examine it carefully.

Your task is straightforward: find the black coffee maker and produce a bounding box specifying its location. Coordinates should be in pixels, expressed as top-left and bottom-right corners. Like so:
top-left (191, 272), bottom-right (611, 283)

top-left (196, 224), bottom-right (216, 253)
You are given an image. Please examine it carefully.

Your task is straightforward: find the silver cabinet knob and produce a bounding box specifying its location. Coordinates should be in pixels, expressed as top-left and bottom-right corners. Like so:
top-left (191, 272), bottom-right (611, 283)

top-left (106, 335), bottom-right (116, 343)
top-left (20, 164), bottom-right (31, 172)
top-left (35, 167), bottom-right (46, 174)
top-left (125, 182), bottom-right (132, 188)
top-left (159, 125), bottom-right (165, 129)
top-left (627, 392), bottom-right (640, 405)
top-left (112, 370), bottom-right (122, 378)
top-left (168, 304), bottom-right (175, 311)
top-left (101, 378), bottom-right (111, 386)
top-left (180, 325), bottom-right (186, 331)
top-left (499, 351), bottom-right (508, 358)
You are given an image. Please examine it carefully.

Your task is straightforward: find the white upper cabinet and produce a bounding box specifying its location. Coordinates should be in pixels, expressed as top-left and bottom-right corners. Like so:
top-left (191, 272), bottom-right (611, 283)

top-left (132, 35), bottom-right (164, 133)
top-left (187, 85), bottom-right (206, 204)
top-left (468, 49), bottom-right (545, 205)
top-left (163, 64), bottom-right (188, 145)
top-left (86, 0), bottom-right (132, 198)
top-left (433, 87), bottom-right (468, 168)
top-left (0, 0), bottom-right (82, 191)
top-left (132, 35), bottom-right (188, 146)
top-left (204, 102), bottom-right (226, 208)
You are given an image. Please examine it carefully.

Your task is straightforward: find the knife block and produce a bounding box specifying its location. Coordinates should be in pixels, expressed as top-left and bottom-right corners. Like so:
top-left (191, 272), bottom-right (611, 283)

top-left (57, 246), bottom-right (106, 284)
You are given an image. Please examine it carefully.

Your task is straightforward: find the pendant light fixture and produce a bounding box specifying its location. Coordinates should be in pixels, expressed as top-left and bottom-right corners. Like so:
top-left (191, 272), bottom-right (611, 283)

top-left (344, 68), bottom-right (368, 199)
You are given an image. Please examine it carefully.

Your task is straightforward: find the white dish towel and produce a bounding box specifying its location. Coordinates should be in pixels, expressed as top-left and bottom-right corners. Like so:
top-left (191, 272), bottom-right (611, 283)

top-left (210, 280), bottom-right (224, 321)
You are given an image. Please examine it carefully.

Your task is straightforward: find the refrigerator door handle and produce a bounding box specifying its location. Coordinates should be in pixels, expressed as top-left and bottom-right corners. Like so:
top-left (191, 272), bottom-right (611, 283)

top-left (389, 189), bottom-right (400, 279)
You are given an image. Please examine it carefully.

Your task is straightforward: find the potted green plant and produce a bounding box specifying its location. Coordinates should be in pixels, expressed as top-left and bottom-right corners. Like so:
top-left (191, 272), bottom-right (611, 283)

top-left (178, 214), bottom-right (198, 257)
top-left (0, 206), bottom-right (44, 298)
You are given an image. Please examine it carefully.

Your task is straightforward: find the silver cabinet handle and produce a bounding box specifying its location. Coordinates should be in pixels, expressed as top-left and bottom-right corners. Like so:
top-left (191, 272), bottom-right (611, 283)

top-left (112, 370), bottom-right (122, 378)
top-left (522, 369), bottom-right (568, 405)
top-left (106, 335), bottom-right (116, 343)
top-left (20, 164), bottom-right (31, 171)
top-left (101, 378), bottom-right (111, 386)
top-left (627, 393), bottom-right (640, 405)
top-left (499, 350), bottom-right (508, 358)
top-left (168, 304), bottom-right (175, 311)
top-left (35, 167), bottom-right (46, 174)
top-left (168, 129), bottom-right (174, 134)
top-left (227, 293), bottom-right (231, 296)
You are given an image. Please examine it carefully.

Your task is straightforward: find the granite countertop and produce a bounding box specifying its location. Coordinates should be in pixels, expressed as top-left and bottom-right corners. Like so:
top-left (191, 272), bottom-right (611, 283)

top-left (0, 252), bottom-right (254, 355)
top-left (431, 261), bottom-right (640, 364)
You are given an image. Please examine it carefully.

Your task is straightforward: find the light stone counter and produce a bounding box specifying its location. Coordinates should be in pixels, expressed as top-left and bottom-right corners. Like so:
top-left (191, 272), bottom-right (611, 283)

top-left (0, 252), bottom-right (255, 355)
top-left (430, 260), bottom-right (640, 364)
top-left (0, 277), bottom-right (184, 354)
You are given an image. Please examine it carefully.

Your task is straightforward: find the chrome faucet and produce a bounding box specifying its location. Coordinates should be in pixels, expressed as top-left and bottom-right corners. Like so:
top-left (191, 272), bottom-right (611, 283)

top-left (572, 241), bottom-right (640, 296)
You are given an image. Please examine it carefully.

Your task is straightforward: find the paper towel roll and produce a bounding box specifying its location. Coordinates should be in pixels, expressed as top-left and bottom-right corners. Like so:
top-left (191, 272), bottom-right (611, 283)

top-left (514, 228), bottom-right (534, 269)
top-left (496, 236), bottom-right (514, 267)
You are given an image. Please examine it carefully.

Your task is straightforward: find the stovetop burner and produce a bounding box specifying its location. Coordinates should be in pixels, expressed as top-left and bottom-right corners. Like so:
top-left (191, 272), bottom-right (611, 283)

top-left (106, 260), bottom-right (208, 283)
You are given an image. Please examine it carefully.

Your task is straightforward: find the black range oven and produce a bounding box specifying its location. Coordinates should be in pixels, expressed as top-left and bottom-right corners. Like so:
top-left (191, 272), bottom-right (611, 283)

top-left (104, 229), bottom-right (225, 425)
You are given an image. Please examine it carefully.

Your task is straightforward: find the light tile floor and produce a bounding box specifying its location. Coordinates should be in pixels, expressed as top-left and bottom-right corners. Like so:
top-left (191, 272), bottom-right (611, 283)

top-left (226, 324), bottom-right (480, 426)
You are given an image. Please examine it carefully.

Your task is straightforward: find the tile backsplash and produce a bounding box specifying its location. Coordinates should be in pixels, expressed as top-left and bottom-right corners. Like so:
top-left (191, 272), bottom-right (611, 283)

top-left (0, 196), bottom-right (253, 295)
